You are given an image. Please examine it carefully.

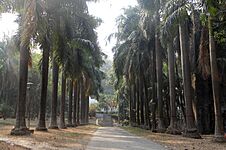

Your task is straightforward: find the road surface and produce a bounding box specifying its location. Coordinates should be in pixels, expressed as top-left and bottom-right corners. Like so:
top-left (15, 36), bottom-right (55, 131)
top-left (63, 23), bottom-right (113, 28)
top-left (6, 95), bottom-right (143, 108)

top-left (86, 127), bottom-right (167, 150)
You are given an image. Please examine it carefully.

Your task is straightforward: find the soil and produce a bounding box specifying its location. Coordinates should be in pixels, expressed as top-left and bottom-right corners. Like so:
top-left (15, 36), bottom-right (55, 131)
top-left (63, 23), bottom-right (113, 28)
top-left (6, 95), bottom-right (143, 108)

top-left (122, 126), bottom-right (226, 150)
top-left (0, 119), bottom-right (98, 150)
top-left (0, 141), bottom-right (29, 150)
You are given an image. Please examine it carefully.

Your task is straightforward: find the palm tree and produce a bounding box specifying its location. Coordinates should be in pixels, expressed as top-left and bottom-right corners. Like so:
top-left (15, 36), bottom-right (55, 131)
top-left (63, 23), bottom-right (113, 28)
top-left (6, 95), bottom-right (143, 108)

top-left (208, 15), bottom-right (225, 142)
top-left (166, 41), bottom-right (180, 134)
top-left (161, 0), bottom-right (200, 138)
top-left (179, 19), bottom-right (200, 138)
top-left (11, 0), bottom-right (40, 135)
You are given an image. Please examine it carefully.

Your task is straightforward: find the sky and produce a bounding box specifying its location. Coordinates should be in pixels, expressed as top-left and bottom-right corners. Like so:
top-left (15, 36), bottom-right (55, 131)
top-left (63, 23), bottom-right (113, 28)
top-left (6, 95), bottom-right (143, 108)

top-left (0, 13), bottom-right (18, 40)
top-left (87, 0), bottom-right (137, 60)
top-left (0, 0), bottom-right (137, 59)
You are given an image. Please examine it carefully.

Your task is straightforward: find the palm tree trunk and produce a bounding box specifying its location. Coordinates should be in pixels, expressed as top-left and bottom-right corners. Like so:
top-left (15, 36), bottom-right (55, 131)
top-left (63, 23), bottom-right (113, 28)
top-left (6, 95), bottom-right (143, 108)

top-left (73, 81), bottom-right (77, 127)
top-left (11, 45), bottom-right (30, 135)
top-left (76, 80), bottom-right (80, 125)
top-left (143, 75), bottom-right (150, 129)
top-left (208, 16), bottom-right (225, 142)
top-left (156, 29), bottom-right (165, 133)
top-left (36, 37), bottom-right (49, 131)
top-left (49, 59), bottom-right (59, 129)
top-left (154, 0), bottom-right (165, 133)
top-left (59, 72), bottom-right (67, 129)
top-left (136, 78), bottom-right (140, 126)
top-left (139, 76), bottom-right (145, 126)
top-left (151, 46), bottom-right (157, 132)
top-left (129, 84), bottom-right (132, 125)
top-left (179, 21), bottom-right (200, 138)
top-left (133, 83), bottom-right (137, 126)
top-left (166, 42), bottom-right (180, 134)
top-left (80, 81), bottom-right (86, 124)
top-left (85, 96), bottom-right (89, 124)
top-left (67, 80), bottom-right (73, 127)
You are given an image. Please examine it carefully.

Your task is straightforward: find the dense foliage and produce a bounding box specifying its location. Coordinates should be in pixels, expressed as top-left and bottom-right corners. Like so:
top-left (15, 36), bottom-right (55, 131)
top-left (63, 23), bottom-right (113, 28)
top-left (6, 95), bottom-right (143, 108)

top-left (0, 0), bottom-right (105, 135)
top-left (113, 0), bottom-right (226, 141)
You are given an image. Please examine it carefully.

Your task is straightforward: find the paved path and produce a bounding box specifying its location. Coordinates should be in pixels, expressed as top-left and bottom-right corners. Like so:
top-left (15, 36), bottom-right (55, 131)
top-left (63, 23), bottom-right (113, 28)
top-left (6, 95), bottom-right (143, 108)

top-left (86, 127), bottom-right (167, 150)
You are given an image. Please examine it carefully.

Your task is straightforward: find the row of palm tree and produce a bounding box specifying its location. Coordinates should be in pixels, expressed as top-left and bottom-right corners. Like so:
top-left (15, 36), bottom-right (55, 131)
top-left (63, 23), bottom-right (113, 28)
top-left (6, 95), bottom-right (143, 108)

top-left (1, 0), bottom-right (104, 135)
top-left (113, 0), bottom-right (226, 142)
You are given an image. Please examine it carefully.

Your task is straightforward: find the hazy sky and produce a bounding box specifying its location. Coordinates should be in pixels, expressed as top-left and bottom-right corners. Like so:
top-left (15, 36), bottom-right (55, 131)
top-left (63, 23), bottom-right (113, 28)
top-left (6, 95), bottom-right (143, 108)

top-left (88, 0), bottom-right (137, 60)
top-left (0, 13), bottom-right (18, 40)
top-left (0, 0), bottom-right (138, 59)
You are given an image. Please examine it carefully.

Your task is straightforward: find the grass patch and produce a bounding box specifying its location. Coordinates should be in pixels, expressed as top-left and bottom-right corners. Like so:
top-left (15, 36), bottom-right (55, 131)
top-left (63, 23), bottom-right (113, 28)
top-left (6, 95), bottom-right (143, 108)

top-left (57, 132), bottom-right (81, 137)
top-left (121, 126), bottom-right (148, 136)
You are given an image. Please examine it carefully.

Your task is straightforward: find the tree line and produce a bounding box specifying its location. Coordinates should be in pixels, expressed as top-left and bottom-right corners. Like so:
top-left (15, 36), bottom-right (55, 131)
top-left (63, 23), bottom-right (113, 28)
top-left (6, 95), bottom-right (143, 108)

top-left (113, 0), bottom-right (226, 142)
top-left (0, 0), bottom-right (105, 135)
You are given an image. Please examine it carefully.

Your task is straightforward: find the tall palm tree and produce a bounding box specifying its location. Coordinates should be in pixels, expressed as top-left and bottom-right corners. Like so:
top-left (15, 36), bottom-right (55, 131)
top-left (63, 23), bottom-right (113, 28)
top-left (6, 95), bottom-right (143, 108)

top-left (166, 41), bottom-right (179, 134)
top-left (161, 0), bottom-right (200, 138)
top-left (179, 19), bottom-right (200, 138)
top-left (11, 0), bottom-right (39, 135)
top-left (208, 15), bottom-right (225, 141)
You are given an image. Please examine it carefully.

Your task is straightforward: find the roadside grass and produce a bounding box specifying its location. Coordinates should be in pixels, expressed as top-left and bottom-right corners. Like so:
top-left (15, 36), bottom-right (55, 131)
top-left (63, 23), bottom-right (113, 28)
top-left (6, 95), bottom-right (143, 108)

top-left (121, 126), bottom-right (226, 150)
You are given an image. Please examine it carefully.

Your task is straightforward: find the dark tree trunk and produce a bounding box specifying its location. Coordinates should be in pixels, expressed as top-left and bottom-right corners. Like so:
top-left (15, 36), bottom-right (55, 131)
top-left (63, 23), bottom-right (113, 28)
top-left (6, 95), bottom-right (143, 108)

top-left (151, 44), bottom-right (157, 132)
top-left (139, 76), bottom-right (145, 126)
top-left (208, 16), bottom-right (225, 142)
top-left (76, 80), bottom-right (80, 125)
top-left (49, 59), bottom-right (59, 129)
top-left (36, 37), bottom-right (50, 131)
top-left (143, 76), bottom-right (150, 129)
top-left (179, 21), bottom-right (200, 138)
top-left (85, 97), bottom-right (89, 124)
top-left (59, 72), bottom-right (67, 129)
top-left (129, 85), bottom-right (132, 125)
top-left (80, 81), bottom-right (86, 124)
top-left (67, 80), bottom-right (73, 127)
top-left (73, 81), bottom-right (77, 127)
top-left (136, 78), bottom-right (140, 126)
top-left (166, 42), bottom-right (180, 134)
top-left (11, 45), bottom-right (30, 135)
top-left (133, 83), bottom-right (137, 126)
